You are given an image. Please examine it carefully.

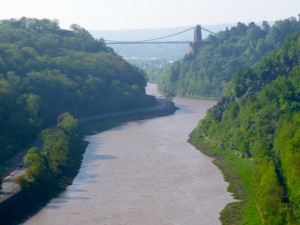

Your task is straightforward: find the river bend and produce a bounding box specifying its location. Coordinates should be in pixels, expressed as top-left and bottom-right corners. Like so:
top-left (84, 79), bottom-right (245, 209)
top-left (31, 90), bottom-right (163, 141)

top-left (24, 95), bottom-right (233, 225)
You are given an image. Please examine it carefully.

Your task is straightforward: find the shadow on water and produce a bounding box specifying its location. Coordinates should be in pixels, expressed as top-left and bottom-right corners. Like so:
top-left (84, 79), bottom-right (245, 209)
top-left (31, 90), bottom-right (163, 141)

top-left (73, 154), bottom-right (116, 185)
top-left (80, 103), bottom-right (178, 136)
top-left (83, 135), bottom-right (117, 163)
top-left (44, 193), bottom-right (91, 209)
top-left (94, 154), bottom-right (117, 160)
top-left (83, 152), bottom-right (117, 163)
top-left (174, 103), bottom-right (197, 114)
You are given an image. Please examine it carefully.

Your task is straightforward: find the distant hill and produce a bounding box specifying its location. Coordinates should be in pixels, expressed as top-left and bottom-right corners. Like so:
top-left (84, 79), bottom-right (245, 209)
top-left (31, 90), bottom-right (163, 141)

top-left (90, 24), bottom-right (233, 60)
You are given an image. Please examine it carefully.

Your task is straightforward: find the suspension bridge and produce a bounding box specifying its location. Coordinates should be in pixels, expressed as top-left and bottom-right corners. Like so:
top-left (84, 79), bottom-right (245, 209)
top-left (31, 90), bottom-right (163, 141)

top-left (104, 25), bottom-right (216, 54)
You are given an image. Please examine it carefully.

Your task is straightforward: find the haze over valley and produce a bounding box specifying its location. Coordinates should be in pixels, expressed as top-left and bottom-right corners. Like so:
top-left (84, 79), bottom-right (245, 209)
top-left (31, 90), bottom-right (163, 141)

top-left (0, 1), bottom-right (299, 224)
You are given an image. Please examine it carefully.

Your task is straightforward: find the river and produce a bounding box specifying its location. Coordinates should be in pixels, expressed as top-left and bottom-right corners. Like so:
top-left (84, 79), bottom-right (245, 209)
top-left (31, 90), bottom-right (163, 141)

top-left (23, 86), bottom-right (234, 225)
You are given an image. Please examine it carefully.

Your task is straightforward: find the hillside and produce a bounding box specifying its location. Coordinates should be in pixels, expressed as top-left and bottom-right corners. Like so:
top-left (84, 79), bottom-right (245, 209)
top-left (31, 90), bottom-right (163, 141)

top-left (192, 32), bottom-right (300, 224)
top-left (0, 17), bottom-right (155, 163)
top-left (158, 17), bottom-right (300, 98)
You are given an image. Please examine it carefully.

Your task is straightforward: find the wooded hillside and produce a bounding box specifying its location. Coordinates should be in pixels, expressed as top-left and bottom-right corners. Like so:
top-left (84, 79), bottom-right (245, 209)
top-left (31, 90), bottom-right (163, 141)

top-left (0, 18), bottom-right (154, 163)
top-left (158, 17), bottom-right (300, 98)
top-left (193, 32), bottom-right (300, 224)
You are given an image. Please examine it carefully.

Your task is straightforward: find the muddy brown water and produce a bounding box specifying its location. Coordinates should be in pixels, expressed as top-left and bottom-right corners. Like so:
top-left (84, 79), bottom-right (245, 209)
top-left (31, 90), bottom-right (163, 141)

top-left (23, 86), bottom-right (234, 225)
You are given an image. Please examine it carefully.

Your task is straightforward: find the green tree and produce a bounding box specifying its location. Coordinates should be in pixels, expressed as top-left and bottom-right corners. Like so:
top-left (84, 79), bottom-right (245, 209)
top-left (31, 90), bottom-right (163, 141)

top-left (15, 147), bottom-right (48, 190)
top-left (42, 129), bottom-right (70, 175)
top-left (57, 112), bottom-right (77, 136)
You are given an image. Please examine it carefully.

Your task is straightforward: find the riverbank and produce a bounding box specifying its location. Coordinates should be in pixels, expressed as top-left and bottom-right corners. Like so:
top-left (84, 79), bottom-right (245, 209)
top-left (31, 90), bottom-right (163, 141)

top-left (0, 98), bottom-right (177, 225)
top-left (78, 98), bottom-right (177, 127)
top-left (0, 98), bottom-right (177, 180)
top-left (24, 97), bottom-right (233, 225)
top-left (189, 131), bottom-right (262, 225)
top-left (79, 98), bottom-right (178, 134)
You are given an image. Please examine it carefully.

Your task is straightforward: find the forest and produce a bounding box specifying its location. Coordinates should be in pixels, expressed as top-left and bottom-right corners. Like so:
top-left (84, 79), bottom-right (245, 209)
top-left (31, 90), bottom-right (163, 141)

top-left (157, 17), bottom-right (300, 98)
top-left (0, 17), bottom-right (155, 164)
top-left (192, 26), bottom-right (300, 224)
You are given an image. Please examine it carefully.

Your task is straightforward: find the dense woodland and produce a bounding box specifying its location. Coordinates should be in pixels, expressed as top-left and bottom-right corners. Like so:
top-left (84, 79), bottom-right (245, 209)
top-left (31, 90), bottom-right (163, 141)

top-left (0, 18), bottom-right (155, 163)
top-left (157, 17), bottom-right (300, 98)
top-left (192, 29), bottom-right (300, 223)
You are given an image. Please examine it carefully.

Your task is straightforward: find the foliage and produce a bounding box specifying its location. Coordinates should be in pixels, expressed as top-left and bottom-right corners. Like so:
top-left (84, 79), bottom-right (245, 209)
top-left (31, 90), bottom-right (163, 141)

top-left (15, 113), bottom-right (77, 191)
top-left (15, 147), bottom-right (49, 190)
top-left (194, 32), bottom-right (300, 224)
top-left (189, 135), bottom-right (261, 225)
top-left (274, 113), bottom-right (300, 222)
top-left (0, 17), bottom-right (155, 163)
top-left (158, 17), bottom-right (300, 98)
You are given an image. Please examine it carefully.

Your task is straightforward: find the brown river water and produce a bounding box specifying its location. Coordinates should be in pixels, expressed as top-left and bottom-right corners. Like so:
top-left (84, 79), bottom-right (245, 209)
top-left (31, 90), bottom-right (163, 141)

top-left (23, 86), bottom-right (234, 225)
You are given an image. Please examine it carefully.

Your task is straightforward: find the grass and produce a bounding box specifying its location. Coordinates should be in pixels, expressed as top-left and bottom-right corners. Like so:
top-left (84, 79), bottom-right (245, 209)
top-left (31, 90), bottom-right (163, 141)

top-left (189, 132), bottom-right (262, 225)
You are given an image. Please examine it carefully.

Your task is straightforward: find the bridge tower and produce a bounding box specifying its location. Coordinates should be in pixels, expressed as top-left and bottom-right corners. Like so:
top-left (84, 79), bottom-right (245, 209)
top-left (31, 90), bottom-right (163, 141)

top-left (192, 25), bottom-right (202, 55)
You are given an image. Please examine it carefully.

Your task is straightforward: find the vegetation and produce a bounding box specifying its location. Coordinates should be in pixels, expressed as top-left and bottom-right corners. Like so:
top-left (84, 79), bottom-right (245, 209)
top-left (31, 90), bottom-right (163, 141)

top-left (0, 111), bottom-right (89, 225)
top-left (192, 32), bottom-right (300, 224)
top-left (0, 17), bottom-right (155, 164)
top-left (126, 57), bottom-right (173, 84)
top-left (152, 18), bottom-right (300, 223)
top-left (15, 113), bottom-right (78, 191)
top-left (189, 137), bottom-right (260, 225)
top-left (158, 17), bottom-right (300, 98)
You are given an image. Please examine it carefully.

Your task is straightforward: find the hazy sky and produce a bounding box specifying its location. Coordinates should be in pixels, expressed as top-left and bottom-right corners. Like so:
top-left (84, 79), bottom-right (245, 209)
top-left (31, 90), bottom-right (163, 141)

top-left (1, 0), bottom-right (299, 30)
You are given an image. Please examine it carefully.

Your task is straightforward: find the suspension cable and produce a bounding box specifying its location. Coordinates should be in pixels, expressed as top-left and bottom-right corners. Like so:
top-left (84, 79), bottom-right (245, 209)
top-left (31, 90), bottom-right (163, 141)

top-left (105, 27), bottom-right (195, 43)
top-left (104, 26), bottom-right (216, 43)
top-left (201, 27), bottom-right (216, 35)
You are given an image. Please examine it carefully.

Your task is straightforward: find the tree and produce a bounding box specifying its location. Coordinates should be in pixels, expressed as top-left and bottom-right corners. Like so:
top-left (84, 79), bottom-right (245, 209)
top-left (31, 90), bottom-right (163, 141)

top-left (15, 147), bottom-right (48, 190)
top-left (42, 129), bottom-right (69, 175)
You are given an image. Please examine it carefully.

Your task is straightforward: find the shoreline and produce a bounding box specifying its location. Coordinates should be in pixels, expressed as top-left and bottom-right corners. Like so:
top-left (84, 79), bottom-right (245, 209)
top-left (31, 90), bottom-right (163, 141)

top-left (22, 97), bottom-right (231, 225)
top-left (188, 131), bottom-right (261, 224)
top-left (0, 98), bottom-right (177, 225)
top-left (78, 98), bottom-right (178, 127)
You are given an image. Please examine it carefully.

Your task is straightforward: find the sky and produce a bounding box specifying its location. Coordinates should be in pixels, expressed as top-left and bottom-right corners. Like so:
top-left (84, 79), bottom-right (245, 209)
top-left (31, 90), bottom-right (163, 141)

top-left (1, 0), bottom-right (299, 30)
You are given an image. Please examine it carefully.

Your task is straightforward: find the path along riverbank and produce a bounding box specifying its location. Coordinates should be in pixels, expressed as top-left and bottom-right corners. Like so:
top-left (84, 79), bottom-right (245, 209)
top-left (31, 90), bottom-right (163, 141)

top-left (0, 98), bottom-right (177, 224)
